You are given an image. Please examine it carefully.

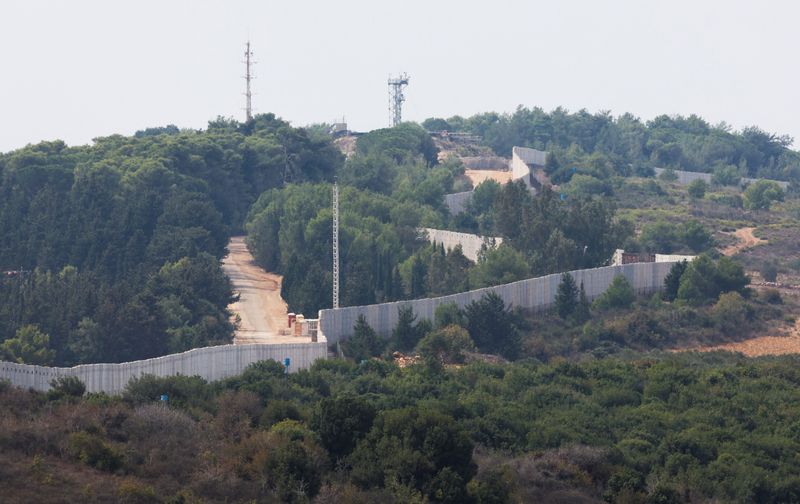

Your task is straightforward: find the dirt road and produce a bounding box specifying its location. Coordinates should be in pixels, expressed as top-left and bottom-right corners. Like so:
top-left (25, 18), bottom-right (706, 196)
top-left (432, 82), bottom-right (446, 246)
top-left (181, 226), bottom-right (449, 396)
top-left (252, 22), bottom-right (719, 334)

top-left (464, 169), bottom-right (513, 187)
top-left (689, 319), bottom-right (800, 357)
top-left (721, 227), bottom-right (765, 256)
top-left (222, 237), bottom-right (304, 345)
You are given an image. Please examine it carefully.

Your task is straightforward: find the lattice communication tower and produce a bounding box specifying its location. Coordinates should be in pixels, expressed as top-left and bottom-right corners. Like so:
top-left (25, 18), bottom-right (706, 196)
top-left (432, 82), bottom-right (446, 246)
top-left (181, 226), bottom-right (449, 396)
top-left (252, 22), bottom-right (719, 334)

top-left (388, 73), bottom-right (410, 126)
top-left (244, 41), bottom-right (255, 121)
top-left (332, 179), bottom-right (340, 309)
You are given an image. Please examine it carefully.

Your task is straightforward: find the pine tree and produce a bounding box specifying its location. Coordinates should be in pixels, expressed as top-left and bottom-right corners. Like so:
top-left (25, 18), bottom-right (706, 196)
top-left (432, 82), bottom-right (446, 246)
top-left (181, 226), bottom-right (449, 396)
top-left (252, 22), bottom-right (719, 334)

top-left (555, 273), bottom-right (579, 319)
top-left (574, 282), bottom-right (591, 323)
top-left (393, 305), bottom-right (421, 351)
top-left (663, 260), bottom-right (688, 301)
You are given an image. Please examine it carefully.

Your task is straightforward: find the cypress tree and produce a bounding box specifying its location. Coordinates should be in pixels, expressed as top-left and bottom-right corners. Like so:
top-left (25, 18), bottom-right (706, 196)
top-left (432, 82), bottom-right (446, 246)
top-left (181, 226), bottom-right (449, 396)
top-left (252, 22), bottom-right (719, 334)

top-left (555, 273), bottom-right (579, 319)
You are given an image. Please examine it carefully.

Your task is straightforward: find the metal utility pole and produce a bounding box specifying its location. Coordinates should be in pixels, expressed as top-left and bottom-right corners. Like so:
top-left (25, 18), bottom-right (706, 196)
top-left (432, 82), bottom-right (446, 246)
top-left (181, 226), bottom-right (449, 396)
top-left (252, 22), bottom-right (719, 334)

top-left (388, 73), bottom-right (410, 127)
top-left (332, 179), bottom-right (340, 309)
top-left (244, 41), bottom-right (255, 121)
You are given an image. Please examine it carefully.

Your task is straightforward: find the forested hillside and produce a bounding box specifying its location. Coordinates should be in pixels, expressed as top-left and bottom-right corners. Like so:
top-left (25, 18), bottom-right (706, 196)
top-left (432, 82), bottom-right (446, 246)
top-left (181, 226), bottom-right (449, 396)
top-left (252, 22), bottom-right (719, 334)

top-left (0, 115), bottom-right (341, 365)
top-left (424, 108), bottom-right (800, 183)
top-left (245, 124), bottom-right (630, 315)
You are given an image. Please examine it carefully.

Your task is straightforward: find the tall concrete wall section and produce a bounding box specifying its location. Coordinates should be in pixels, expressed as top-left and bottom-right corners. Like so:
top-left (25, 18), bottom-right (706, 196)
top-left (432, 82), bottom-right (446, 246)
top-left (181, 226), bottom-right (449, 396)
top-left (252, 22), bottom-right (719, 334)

top-left (319, 262), bottom-right (674, 343)
top-left (654, 168), bottom-right (712, 185)
top-left (422, 228), bottom-right (503, 262)
top-left (461, 156), bottom-right (509, 170)
top-left (740, 176), bottom-right (789, 190)
top-left (444, 190), bottom-right (474, 215)
top-left (0, 340), bottom-right (328, 394)
top-left (512, 146), bottom-right (548, 166)
top-left (511, 146), bottom-right (548, 187)
top-left (654, 168), bottom-right (789, 190)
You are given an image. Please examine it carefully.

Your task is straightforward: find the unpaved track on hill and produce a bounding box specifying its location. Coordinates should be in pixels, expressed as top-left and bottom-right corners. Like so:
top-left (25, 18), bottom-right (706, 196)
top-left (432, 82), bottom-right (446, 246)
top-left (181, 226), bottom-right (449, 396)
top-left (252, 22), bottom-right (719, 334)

top-left (721, 227), bottom-right (765, 256)
top-left (222, 237), bottom-right (302, 344)
top-left (464, 169), bottom-right (513, 186)
top-left (690, 319), bottom-right (800, 357)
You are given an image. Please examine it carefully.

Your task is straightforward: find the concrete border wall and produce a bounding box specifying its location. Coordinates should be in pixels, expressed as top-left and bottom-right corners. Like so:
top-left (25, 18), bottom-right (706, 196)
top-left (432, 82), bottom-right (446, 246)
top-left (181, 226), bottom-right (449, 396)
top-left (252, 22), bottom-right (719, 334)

top-left (444, 190), bottom-right (474, 215)
top-left (654, 168), bottom-right (789, 190)
top-left (445, 146), bottom-right (548, 214)
top-left (511, 147), bottom-right (547, 181)
top-left (422, 228), bottom-right (503, 262)
top-left (319, 262), bottom-right (674, 343)
top-left (0, 340), bottom-right (328, 394)
top-left (461, 156), bottom-right (509, 170)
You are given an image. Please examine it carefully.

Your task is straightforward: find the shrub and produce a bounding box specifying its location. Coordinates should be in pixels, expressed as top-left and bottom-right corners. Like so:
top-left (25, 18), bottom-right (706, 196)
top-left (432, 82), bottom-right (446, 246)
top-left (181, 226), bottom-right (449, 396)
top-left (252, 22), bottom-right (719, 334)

top-left (416, 325), bottom-right (476, 370)
top-left (712, 164), bottom-right (741, 186)
top-left (712, 292), bottom-right (752, 334)
top-left (658, 169), bottom-right (678, 182)
top-left (67, 431), bottom-right (123, 472)
top-left (744, 180), bottom-right (784, 210)
top-left (435, 302), bottom-right (465, 329)
top-left (116, 479), bottom-right (158, 504)
top-left (761, 262), bottom-right (778, 282)
top-left (687, 179), bottom-right (707, 199)
top-left (593, 276), bottom-right (635, 311)
top-left (761, 289), bottom-right (783, 305)
top-left (48, 376), bottom-right (86, 400)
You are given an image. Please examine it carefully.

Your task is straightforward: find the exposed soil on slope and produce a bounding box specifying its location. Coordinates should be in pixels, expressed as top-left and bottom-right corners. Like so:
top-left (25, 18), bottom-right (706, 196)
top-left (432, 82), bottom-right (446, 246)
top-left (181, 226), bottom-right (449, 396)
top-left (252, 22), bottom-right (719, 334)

top-left (221, 237), bottom-right (304, 344)
top-left (464, 169), bottom-right (513, 187)
top-left (690, 318), bottom-right (800, 357)
top-left (721, 227), bottom-right (766, 256)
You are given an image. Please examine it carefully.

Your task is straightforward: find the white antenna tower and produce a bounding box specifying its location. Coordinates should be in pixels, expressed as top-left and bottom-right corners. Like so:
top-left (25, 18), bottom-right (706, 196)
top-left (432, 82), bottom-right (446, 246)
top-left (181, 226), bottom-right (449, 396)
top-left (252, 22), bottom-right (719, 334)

top-left (388, 73), bottom-right (410, 126)
top-left (332, 179), bottom-right (340, 309)
top-left (244, 41), bottom-right (255, 121)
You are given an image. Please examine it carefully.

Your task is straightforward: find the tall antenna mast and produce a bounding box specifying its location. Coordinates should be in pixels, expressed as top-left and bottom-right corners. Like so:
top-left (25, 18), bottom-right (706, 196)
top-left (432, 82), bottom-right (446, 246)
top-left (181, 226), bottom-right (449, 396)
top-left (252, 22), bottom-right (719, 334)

top-left (388, 73), bottom-right (410, 127)
top-left (244, 41), bottom-right (254, 121)
top-left (332, 179), bottom-right (340, 309)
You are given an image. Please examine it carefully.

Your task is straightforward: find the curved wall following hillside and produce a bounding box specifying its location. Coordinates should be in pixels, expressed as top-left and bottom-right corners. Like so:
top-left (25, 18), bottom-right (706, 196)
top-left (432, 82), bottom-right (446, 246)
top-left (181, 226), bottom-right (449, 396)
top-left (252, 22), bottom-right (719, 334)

top-left (0, 340), bottom-right (327, 394)
top-left (319, 261), bottom-right (675, 343)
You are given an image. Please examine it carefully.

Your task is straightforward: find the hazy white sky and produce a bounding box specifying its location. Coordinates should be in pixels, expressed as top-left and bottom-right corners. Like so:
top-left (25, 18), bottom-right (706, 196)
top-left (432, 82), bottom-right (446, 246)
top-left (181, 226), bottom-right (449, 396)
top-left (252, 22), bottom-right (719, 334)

top-left (2, 0), bottom-right (798, 153)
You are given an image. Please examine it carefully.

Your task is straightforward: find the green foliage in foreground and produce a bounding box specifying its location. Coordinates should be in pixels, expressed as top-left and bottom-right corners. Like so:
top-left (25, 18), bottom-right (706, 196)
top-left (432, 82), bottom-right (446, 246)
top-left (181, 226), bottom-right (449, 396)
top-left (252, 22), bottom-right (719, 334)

top-left (7, 352), bottom-right (800, 502)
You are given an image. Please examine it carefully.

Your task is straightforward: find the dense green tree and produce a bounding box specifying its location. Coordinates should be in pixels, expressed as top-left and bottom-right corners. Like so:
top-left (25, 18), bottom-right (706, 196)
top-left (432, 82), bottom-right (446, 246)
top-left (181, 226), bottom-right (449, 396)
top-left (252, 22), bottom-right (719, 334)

top-left (677, 255), bottom-right (749, 305)
top-left (555, 273), bottom-right (579, 319)
top-left (349, 407), bottom-right (475, 501)
top-left (593, 275), bottom-right (635, 311)
top-left (393, 305), bottom-right (426, 351)
top-left (464, 292), bottom-right (521, 359)
top-left (687, 178), bottom-right (707, 199)
top-left (1, 324), bottom-right (55, 365)
top-left (416, 325), bottom-right (476, 371)
top-left (469, 245), bottom-right (529, 289)
top-left (744, 179), bottom-right (784, 210)
top-left (311, 396), bottom-right (376, 461)
top-left (574, 281), bottom-right (592, 323)
top-left (343, 315), bottom-right (384, 362)
top-left (662, 260), bottom-right (689, 302)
